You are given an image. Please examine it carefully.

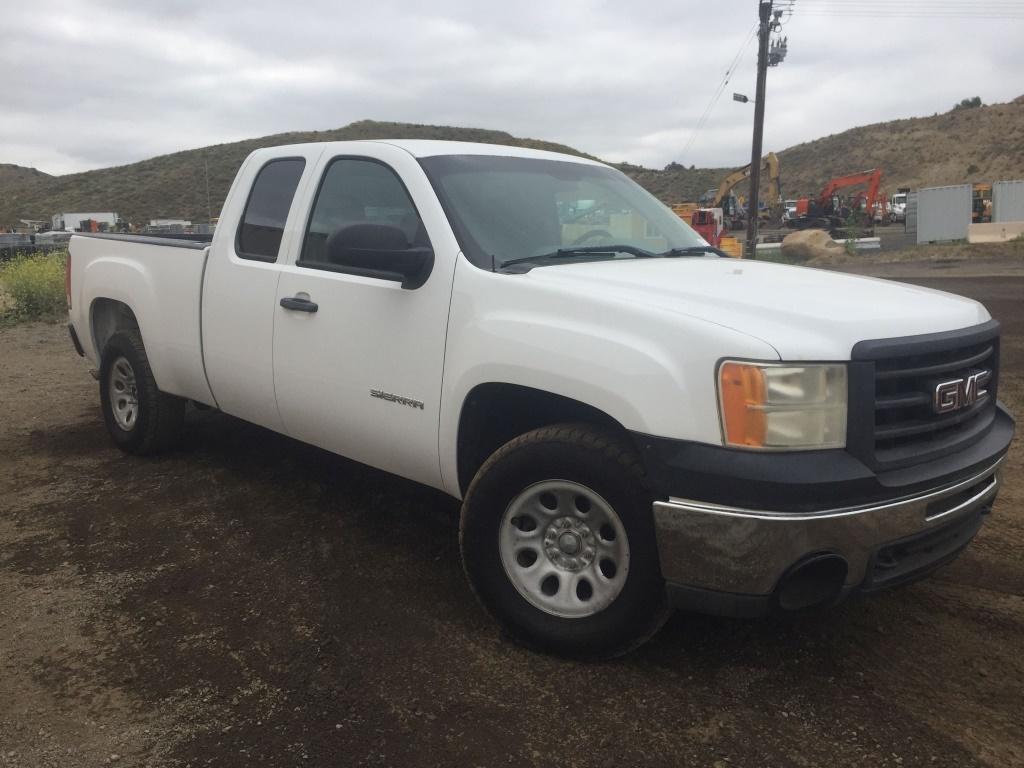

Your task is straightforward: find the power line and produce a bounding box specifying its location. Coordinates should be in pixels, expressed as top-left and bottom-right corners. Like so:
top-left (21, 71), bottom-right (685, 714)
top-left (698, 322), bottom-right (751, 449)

top-left (793, 0), bottom-right (1024, 17)
top-left (794, 13), bottom-right (1024, 18)
top-left (795, 1), bottom-right (1024, 5)
top-left (795, 9), bottom-right (1024, 14)
top-left (679, 23), bottom-right (758, 164)
top-left (795, 0), bottom-right (1024, 7)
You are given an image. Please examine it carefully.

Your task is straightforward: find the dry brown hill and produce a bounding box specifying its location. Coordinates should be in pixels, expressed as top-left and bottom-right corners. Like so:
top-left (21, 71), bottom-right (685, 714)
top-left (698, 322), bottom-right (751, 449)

top-left (0, 164), bottom-right (52, 205)
top-left (2, 98), bottom-right (1023, 226)
top-left (0, 121), bottom-right (594, 226)
top-left (776, 95), bottom-right (1024, 196)
top-left (640, 95), bottom-right (1024, 202)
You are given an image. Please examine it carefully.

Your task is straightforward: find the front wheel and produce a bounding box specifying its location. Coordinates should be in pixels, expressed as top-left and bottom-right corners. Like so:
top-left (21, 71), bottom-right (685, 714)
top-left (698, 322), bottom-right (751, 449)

top-left (460, 424), bottom-right (670, 658)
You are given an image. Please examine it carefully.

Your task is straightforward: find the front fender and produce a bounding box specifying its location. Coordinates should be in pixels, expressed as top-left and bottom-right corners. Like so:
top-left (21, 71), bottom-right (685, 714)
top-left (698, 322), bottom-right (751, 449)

top-left (437, 258), bottom-right (778, 495)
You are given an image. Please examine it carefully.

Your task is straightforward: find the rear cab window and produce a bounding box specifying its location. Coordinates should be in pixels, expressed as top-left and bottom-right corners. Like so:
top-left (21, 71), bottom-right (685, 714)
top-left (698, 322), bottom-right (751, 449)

top-left (236, 158), bottom-right (306, 262)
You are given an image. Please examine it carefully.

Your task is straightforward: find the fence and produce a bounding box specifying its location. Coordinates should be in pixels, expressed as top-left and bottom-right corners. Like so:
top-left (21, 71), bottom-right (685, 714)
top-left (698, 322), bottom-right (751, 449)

top-left (0, 233), bottom-right (71, 261)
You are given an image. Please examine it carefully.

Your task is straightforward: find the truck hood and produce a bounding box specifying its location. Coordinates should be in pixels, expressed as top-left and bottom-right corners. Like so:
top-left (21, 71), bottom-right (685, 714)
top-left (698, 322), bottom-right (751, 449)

top-left (522, 257), bottom-right (990, 360)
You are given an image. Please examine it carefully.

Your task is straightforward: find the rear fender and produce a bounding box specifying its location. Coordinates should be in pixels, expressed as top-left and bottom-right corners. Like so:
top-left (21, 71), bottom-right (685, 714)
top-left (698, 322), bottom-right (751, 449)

top-left (78, 246), bottom-right (213, 404)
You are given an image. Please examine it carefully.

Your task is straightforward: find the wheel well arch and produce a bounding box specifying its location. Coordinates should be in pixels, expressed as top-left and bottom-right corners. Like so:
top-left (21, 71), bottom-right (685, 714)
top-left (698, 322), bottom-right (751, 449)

top-left (90, 298), bottom-right (140, 358)
top-left (456, 382), bottom-right (630, 495)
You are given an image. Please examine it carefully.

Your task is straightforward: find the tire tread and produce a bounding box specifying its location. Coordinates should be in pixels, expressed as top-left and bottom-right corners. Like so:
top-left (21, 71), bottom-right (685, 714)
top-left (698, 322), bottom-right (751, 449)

top-left (460, 422), bottom-right (670, 660)
top-left (100, 330), bottom-right (184, 455)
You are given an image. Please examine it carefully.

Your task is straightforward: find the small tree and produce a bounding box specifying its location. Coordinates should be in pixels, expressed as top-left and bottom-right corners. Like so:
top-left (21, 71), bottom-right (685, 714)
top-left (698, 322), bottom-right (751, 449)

top-left (841, 209), bottom-right (868, 257)
top-left (952, 96), bottom-right (983, 111)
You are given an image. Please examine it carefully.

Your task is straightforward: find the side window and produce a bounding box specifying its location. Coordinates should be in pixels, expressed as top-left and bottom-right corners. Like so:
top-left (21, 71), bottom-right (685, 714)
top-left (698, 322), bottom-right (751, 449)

top-left (236, 158), bottom-right (305, 262)
top-left (299, 158), bottom-right (430, 269)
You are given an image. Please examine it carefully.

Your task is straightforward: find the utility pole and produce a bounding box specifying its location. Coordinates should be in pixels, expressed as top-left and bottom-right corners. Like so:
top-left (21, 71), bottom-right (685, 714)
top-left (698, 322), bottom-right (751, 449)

top-left (744, 0), bottom-right (773, 259)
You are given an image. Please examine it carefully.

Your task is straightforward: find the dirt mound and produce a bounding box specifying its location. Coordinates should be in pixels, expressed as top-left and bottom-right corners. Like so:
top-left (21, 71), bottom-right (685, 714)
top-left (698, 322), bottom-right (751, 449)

top-left (781, 229), bottom-right (843, 262)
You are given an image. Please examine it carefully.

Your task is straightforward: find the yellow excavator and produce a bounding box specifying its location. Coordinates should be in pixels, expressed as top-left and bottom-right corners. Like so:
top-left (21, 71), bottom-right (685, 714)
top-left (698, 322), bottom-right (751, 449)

top-left (699, 152), bottom-right (783, 228)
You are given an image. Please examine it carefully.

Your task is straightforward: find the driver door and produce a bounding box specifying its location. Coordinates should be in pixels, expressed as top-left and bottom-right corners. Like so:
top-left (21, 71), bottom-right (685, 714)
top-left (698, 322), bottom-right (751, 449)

top-left (272, 144), bottom-right (457, 490)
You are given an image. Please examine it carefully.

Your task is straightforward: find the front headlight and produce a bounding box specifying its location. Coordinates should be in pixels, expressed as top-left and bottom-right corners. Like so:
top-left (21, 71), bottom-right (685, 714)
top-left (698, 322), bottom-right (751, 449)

top-left (717, 361), bottom-right (847, 450)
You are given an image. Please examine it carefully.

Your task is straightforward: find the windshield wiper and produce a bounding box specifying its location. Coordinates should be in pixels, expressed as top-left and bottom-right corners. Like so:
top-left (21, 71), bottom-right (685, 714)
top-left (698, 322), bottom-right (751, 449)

top-left (499, 244), bottom-right (657, 271)
top-left (657, 246), bottom-right (727, 258)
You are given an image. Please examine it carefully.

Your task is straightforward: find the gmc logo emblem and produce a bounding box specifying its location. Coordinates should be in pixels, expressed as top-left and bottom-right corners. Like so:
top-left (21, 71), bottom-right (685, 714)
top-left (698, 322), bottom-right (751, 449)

top-left (933, 371), bottom-right (991, 414)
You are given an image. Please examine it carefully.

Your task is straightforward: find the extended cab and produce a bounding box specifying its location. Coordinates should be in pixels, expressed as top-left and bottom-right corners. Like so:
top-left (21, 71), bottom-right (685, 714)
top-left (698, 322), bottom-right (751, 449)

top-left (67, 141), bottom-right (1015, 657)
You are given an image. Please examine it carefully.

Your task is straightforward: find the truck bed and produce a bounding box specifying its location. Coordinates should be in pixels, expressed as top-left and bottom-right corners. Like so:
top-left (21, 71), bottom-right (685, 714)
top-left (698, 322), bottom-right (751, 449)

top-left (68, 233), bottom-right (215, 406)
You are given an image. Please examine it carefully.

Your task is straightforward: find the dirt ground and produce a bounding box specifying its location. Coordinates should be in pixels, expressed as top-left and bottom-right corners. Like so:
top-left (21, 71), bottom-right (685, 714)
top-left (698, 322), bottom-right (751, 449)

top-left (1, 259), bottom-right (1022, 767)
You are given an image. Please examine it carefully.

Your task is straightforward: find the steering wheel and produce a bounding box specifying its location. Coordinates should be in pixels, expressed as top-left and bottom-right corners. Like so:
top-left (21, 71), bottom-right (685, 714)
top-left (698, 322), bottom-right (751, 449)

top-left (571, 229), bottom-right (614, 246)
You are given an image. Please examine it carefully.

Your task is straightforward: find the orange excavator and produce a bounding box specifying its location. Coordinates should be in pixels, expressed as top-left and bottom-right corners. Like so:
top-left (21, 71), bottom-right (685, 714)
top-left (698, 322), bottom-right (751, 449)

top-left (787, 169), bottom-right (883, 233)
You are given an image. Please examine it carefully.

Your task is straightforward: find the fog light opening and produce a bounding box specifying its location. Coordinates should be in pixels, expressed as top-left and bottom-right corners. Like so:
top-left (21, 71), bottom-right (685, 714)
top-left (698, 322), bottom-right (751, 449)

top-left (776, 553), bottom-right (848, 612)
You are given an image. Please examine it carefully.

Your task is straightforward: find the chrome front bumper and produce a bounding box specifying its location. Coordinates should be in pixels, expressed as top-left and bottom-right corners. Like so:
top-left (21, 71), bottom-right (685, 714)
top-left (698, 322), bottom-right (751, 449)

top-left (653, 458), bottom-right (1003, 599)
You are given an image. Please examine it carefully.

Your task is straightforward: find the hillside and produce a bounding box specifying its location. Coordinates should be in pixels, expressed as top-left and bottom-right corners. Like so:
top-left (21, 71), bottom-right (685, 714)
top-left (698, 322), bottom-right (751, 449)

top-left (2, 97), bottom-right (1024, 226)
top-left (0, 121), bottom-right (594, 226)
top-left (635, 95), bottom-right (1024, 202)
top-left (777, 95), bottom-right (1024, 196)
top-left (0, 164), bottom-right (52, 213)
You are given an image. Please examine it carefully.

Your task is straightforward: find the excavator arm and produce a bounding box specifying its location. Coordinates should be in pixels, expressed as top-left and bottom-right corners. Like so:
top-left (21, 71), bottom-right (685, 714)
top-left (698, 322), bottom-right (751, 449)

top-left (712, 167), bottom-right (753, 208)
top-left (819, 169), bottom-right (883, 210)
top-left (789, 168), bottom-right (884, 233)
top-left (712, 152), bottom-right (782, 218)
top-left (764, 152), bottom-right (782, 209)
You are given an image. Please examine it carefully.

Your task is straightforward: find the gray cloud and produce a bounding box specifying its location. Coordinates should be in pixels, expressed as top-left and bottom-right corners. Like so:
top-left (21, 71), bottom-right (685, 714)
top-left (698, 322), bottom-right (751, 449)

top-left (1, 0), bottom-right (1021, 175)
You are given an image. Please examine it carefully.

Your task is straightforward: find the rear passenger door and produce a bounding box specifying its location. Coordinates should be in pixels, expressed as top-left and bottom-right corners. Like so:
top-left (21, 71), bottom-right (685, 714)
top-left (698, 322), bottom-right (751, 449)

top-left (272, 144), bottom-right (459, 490)
top-left (202, 148), bottom-right (322, 431)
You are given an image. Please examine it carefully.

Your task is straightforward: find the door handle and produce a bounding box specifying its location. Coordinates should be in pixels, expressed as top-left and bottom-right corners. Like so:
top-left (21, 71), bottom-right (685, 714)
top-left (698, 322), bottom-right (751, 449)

top-left (280, 295), bottom-right (318, 313)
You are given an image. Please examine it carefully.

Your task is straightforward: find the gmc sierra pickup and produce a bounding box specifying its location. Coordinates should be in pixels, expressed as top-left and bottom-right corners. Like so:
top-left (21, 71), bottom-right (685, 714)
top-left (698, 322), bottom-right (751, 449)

top-left (67, 140), bottom-right (1015, 658)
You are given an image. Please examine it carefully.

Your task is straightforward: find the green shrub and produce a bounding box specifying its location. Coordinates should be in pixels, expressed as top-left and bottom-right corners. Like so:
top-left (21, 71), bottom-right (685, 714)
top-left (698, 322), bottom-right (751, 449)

top-left (952, 96), bottom-right (983, 111)
top-left (0, 250), bottom-right (68, 322)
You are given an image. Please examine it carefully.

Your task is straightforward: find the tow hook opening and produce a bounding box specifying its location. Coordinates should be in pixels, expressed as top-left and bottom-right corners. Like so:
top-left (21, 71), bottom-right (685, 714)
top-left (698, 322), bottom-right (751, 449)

top-left (775, 553), bottom-right (848, 612)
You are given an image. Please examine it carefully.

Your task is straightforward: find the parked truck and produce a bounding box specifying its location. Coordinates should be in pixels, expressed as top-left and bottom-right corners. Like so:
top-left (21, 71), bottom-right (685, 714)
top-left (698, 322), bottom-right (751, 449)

top-left (889, 190), bottom-right (909, 223)
top-left (66, 140), bottom-right (1014, 658)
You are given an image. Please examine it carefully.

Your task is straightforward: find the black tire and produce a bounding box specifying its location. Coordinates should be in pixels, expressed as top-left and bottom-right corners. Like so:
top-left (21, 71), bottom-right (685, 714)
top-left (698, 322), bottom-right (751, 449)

top-left (459, 423), bottom-right (670, 659)
top-left (99, 330), bottom-right (185, 455)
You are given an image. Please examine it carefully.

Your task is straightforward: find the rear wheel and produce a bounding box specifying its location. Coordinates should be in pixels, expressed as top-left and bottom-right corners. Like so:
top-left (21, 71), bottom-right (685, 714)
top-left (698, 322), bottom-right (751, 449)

top-left (99, 331), bottom-right (184, 455)
top-left (460, 423), bottom-right (670, 658)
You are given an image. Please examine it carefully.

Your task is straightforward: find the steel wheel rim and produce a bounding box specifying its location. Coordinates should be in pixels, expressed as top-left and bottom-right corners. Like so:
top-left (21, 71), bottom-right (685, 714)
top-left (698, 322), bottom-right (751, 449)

top-left (108, 356), bottom-right (138, 431)
top-left (499, 480), bottom-right (630, 619)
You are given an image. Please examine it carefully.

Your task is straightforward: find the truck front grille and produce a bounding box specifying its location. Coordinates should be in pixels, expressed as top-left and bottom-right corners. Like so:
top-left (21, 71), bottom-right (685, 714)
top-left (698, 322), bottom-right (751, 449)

top-left (850, 321), bottom-right (1000, 470)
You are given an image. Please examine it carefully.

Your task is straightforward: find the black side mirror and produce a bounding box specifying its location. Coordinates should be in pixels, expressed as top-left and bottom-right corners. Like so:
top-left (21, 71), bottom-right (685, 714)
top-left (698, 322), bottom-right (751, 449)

top-left (326, 223), bottom-right (434, 289)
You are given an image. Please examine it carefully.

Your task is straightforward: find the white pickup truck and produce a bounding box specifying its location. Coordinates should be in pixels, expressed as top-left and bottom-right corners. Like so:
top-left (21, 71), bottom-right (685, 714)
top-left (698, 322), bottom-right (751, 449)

top-left (67, 140), bottom-right (1014, 657)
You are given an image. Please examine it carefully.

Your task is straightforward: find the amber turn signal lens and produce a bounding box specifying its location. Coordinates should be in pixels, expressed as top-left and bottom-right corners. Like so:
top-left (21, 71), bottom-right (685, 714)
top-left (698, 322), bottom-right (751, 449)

top-left (719, 362), bottom-right (767, 447)
top-left (718, 362), bottom-right (848, 450)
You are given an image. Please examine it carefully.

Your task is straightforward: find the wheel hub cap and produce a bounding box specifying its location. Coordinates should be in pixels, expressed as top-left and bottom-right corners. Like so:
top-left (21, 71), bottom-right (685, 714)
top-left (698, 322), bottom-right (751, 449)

top-left (108, 356), bottom-right (139, 432)
top-left (558, 532), bottom-right (580, 555)
top-left (544, 517), bottom-right (595, 571)
top-left (498, 480), bottom-right (630, 619)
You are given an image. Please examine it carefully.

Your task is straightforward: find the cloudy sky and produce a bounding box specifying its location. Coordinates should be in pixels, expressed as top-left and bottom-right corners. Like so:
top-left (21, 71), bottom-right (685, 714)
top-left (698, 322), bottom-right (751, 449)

top-left (2, 0), bottom-right (1022, 176)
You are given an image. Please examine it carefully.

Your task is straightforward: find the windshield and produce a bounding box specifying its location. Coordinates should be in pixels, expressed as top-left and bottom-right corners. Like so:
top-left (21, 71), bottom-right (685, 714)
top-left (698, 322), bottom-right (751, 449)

top-left (419, 155), bottom-right (708, 269)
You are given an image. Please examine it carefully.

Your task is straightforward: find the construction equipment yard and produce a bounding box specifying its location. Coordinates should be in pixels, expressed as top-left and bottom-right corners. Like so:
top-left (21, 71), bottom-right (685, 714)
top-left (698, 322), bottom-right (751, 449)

top-left (1, 247), bottom-right (1021, 767)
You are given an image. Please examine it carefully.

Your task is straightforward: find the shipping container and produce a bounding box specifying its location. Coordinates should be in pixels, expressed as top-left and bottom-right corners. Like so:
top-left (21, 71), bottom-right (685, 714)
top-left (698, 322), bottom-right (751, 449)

top-left (993, 180), bottom-right (1024, 223)
top-left (916, 184), bottom-right (971, 244)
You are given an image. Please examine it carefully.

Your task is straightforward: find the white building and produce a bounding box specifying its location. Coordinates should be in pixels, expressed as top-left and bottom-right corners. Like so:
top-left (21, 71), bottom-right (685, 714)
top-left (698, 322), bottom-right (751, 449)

top-left (52, 212), bottom-right (119, 232)
top-left (149, 218), bottom-right (192, 227)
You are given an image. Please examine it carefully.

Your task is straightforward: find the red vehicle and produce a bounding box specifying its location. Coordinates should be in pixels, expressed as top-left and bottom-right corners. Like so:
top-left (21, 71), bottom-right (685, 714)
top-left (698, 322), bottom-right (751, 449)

top-left (690, 208), bottom-right (724, 246)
